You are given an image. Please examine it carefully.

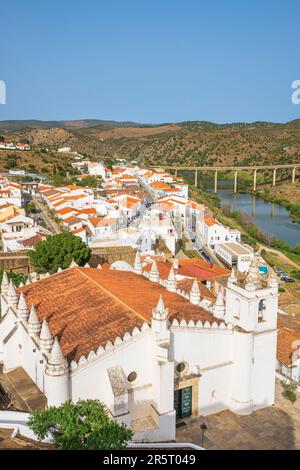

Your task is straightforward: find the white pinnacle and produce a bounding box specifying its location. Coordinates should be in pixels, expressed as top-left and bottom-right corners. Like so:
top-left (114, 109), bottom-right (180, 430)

top-left (48, 337), bottom-right (65, 365)
top-left (191, 278), bottom-right (200, 294)
top-left (213, 291), bottom-right (225, 318)
top-left (156, 294), bottom-right (165, 313)
top-left (69, 260), bottom-right (78, 268)
top-left (228, 268), bottom-right (237, 283)
top-left (40, 319), bottom-right (52, 340)
top-left (7, 279), bottom-right (17, 297)
top-left (168, 267), bottom-right (176, 281)
top-left (17, 292), bottom-right (28, 312)
top-left (28, 305), bottom-right (39, 324)
top-left (150, 259), bottom-right (159, 273)
top-left (215, 290), bottom-right (224, 307)
top-left (172, 258), bottom-right (179, 270)
top-left (1, 272), bottom-right (9, 289)
top-left (134, 251), bottom-right (141, 265)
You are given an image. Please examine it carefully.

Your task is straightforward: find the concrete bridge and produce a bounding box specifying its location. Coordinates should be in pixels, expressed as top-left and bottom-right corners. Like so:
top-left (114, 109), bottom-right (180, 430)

top-left (150, 164), bottom-right (300, 193)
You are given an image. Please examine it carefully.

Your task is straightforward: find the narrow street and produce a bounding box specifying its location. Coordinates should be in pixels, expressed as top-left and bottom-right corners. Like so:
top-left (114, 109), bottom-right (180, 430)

top-left (32, 195), bottom-right (62, 235)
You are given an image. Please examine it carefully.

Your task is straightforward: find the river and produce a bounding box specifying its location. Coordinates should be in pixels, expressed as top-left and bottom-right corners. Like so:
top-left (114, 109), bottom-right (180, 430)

top-left (201, 178), bottom-right (300, 247)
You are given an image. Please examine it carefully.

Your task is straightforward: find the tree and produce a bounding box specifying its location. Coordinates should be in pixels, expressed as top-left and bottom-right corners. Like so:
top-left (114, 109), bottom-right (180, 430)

top-left (25, 201), bottom-right (37, 213)
top-left (77, 175), bottom-right (101, 188)
top-left (281, 381), bottom-right (297, 404)
top-left (28, 400), bottom-right (133, 450)
top-left (29, 233), bottom-right (91, 273)
top-left (0, 269), bottom-right (28, 287)
top-left (5, 153), bottom-right (18, 169)
top-left (292, 245), bottom-right (300, 255)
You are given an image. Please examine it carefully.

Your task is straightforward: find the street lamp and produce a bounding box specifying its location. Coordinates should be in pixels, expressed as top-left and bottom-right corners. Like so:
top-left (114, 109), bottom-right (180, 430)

top-left (200, 422), bottom-right (207, 448)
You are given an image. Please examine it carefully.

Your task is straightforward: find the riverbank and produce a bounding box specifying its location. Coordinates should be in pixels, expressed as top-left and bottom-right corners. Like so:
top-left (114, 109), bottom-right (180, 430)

top-left (255, 183), bottom-right (300, 222)
top-left (218, 172), bottom-right (300, 222)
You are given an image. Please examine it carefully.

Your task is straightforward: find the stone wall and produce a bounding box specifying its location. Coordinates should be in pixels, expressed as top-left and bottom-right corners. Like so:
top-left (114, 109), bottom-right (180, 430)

top-left (0, 252), bottom-right (32, 274)
top-left (90, 246), bottom-right (136, 267)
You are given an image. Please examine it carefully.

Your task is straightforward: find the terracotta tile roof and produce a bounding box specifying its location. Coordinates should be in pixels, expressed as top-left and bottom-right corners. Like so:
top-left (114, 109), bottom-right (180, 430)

top-left (43, 189), bottom-right (62, 198)
top-left (48, 194), bottom-right (64, 203)
top-left (18, 268), bottom-right (218, 362)
top-left (163, 188), bottom-right (178, 192)
top-left (142, 261), bottom-right (173, 280)
top-left (57, 207), bottom-right (74, 216)
top-left (72, 227), bottom-right (86, 235)
top-left (4, 183), bottom-right (21, 189)
top-left (150, 182), bottom-right (171, 189)
top-left (142, 259), bottom-right (229, 282)
top-left (52, 200), bottom-right (65, 208)
top-left (204, 217), bottom-right (218, 227)
top-left (63, 185), bottom-right (83, 190)
top-left (76, 208), bottom-right (96, 215)
top-left (64, 194), bottom-right (86, 200)
top-left (179, 258), bottom-right (230, 278)
top-left (64, 216), bottom-right (83, 225)
top-left (277, 316), bottom-right (300, 368)
top-left (22, 233), bottom-right (46, 247)
top-left (89, 217), bottom-right (116, 228)
top-left (38, 185), bottom-right (52, 192)
top-left (176, 278), bottom-right (215, 301)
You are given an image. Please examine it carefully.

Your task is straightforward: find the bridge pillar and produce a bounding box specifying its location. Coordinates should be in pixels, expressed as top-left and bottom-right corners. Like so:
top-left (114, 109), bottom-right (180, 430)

top-left (272, 168), bottom-right (277, 187)
top-left (214, 170), bottom-right (218, 193)
top-left (195, 170), bottom-right (198, 188)
top-left (292, 167), bottom-right (296, 184)
top-left (253, 169), bottom-right (257, 192)
top-left (234, 170), bottom-right (238, 193)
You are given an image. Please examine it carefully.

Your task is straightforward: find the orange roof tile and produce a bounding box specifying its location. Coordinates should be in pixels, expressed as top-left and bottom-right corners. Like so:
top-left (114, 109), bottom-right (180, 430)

top-left (179, 258), bottom-right (230, 277)
top-left (18, 268), bottom-right (218, 362)
top-left (72, 227), bottom-right (86, 235)
top-left (204, 217), bottom-right (217, 227)
top-left (150, 182), bottom-right (171, 189)
top-left (76, 208), bottom-right (96, 215)
top-left (57, 207), bottom-right (75, 216)
top-left (176, 278), bottom-right (215, 301)
top-left (277, 317), bottom-right (300, 368)
top-left (89, 217), bottom-right (116, 228)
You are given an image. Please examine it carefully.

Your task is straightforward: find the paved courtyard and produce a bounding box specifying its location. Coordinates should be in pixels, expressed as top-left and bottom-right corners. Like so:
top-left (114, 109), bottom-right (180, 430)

top-left (176, 379), bottom-right (300, 450)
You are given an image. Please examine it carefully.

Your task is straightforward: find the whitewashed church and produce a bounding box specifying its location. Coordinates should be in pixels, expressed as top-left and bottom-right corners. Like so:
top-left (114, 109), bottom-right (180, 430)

top-left (0, 255), bottom-right (278, 442)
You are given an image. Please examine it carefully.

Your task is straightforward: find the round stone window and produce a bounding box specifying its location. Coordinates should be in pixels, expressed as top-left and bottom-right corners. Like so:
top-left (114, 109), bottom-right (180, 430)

top-left (176, 362), bottom-right (187, 374)
top-left (127, 371), bottom-right (137, 383)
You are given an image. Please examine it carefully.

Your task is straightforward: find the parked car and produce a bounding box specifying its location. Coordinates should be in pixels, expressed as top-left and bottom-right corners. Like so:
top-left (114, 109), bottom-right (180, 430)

top-left (201, 250), bottom-right (211, 262)
top-left (281, 276), bottom-right (295, 283)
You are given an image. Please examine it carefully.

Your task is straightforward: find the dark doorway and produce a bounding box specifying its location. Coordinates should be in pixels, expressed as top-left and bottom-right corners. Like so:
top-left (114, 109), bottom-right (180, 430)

top-left (174, 386), bottom-right (192, 419)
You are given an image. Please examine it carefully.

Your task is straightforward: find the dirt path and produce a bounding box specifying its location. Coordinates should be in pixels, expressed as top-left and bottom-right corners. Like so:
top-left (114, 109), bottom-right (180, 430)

top-left (259, 244), bottom-right (300, 270)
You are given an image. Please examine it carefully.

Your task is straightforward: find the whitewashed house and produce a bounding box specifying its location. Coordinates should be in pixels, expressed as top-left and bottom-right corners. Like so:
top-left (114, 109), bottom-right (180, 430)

top-left (198, 216), bottom-right (241, 248)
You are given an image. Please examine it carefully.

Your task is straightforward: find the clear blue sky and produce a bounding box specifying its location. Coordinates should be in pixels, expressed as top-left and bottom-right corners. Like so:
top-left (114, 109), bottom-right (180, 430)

top-left (1, 0), bottom-right (300, 123)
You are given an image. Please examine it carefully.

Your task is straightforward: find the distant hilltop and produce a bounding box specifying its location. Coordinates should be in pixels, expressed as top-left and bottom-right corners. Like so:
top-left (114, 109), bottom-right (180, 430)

top-left (1, 118), bottom-right (300, 131)
top-left (0, 119), bottom-right (299, 169)
top-left (0, 119), bottom-right (143, 131)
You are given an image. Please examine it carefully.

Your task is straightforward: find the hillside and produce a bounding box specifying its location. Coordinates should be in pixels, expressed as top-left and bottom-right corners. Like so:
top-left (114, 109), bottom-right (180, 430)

top-left (0, 120), bottom-right (300, 173)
